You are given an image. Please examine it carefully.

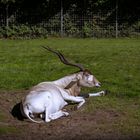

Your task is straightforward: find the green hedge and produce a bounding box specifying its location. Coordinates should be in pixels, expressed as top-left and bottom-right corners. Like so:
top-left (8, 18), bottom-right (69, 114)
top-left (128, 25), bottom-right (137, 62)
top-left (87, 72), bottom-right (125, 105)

top-left (0, 25), bottom-right (48, 39)
top-left (0, 22), bottom-right (139, 39)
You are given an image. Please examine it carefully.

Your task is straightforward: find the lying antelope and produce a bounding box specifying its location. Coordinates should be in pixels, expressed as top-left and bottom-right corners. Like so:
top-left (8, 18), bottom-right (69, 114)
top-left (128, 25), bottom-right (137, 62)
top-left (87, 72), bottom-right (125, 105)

top-left (20, 46), bottom-right (106, 123)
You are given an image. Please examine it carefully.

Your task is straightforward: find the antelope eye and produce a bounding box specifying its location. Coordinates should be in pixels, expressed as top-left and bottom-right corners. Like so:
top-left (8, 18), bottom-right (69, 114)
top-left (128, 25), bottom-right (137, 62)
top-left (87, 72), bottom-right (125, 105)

top-left (85, 74), bottom-right (90, 78)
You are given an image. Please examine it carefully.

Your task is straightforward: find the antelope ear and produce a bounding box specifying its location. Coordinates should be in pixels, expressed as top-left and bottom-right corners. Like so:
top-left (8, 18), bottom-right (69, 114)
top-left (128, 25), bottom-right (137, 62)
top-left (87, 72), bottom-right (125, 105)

top-left (83, 69), bottom-right (92, 76)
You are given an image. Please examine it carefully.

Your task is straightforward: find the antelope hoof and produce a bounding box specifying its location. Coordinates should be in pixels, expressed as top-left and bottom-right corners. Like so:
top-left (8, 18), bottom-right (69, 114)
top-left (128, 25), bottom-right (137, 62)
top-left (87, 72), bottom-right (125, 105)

top-left (102, 90), bottom-right (109, 96)
top-left (101, 90), bottom-right (109, 96)
top-left (104, 90), bottom-right (109, 95)
top-left (45, 118), bottom-right (51, 123)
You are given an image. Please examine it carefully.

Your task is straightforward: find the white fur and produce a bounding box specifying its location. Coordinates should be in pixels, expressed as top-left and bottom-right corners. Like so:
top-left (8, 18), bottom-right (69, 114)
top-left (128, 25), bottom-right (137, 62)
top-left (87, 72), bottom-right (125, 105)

top-left (89, 91), bottom-right (105, 97)
top-left (21, 71), bottom-right (101, 123)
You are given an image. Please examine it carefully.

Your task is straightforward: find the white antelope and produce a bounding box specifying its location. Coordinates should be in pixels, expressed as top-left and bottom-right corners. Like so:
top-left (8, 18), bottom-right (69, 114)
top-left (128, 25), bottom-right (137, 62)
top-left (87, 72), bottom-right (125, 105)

top-left (20, 46), bottom-right (106, 123)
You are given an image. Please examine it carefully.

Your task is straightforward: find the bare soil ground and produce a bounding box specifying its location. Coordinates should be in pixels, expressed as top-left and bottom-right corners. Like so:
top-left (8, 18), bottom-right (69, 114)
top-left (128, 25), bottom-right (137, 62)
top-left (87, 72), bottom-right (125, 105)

top-left (0, 91), bottom-right (139, 140)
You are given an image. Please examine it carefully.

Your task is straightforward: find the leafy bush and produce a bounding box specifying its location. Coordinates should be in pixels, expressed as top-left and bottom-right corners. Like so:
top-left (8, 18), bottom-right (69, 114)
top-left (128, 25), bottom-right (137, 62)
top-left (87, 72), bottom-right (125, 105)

top-left (63, 14), bottom-right (80, 37)
top-left (0, 25), bottom-right (48, 39)
top-left (82, 22), bottom-right (92, 38)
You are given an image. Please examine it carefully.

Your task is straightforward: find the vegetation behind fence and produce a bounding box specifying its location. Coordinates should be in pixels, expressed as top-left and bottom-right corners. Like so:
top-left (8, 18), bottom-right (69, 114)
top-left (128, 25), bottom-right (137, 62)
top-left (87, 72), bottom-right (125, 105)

top-left (0, 0), bottom-right (139, 38)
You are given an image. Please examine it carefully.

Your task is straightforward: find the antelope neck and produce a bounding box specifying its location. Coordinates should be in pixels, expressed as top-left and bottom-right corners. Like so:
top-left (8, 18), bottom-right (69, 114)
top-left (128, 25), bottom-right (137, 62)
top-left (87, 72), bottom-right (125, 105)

top-left (52, 73), bottom-right (79, 88)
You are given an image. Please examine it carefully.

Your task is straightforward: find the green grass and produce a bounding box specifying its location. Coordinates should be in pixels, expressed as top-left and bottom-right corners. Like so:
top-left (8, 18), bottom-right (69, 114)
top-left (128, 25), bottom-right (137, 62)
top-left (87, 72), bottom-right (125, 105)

top-left (0, 38), bottom-right (140, 97)
top-left (0, 38), bottom-right (140, 136)
top-left (0, 126), bottom-right (18, 135)
top-left (83, 96), bottom-right (140, 137)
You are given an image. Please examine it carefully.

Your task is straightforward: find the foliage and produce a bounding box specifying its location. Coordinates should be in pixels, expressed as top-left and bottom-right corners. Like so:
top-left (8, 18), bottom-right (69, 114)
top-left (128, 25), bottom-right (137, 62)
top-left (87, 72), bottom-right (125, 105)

top-left (63, 13), bottom-right (80, 37)
top-left (0, 25), bottom-right (48, 39)
top-left (82, 22), bottom-right (93, 38)
top-left (0, 0), bottom-right (139, 38)
top-left (1, 0), bottom-right (15, 3)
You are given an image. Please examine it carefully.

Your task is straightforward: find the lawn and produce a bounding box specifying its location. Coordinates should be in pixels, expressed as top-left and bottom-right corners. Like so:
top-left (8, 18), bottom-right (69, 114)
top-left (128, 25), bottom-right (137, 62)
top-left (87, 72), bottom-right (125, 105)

top-left (0, 38), bottom-right (139, 97)
top-left (0, 38), bottom-right (140, 139)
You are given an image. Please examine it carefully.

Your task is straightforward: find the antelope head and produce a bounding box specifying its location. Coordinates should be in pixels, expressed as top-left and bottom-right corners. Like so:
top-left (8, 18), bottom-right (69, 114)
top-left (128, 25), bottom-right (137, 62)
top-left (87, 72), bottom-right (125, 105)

top-left (76, 69), bottom-right (101, 88)
top-left (42, 46), bottom-right (101, 88)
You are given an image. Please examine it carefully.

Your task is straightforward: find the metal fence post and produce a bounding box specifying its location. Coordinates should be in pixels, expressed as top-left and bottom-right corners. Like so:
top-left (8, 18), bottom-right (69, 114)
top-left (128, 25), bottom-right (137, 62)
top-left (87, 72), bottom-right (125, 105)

top-left (115, 0), bottom-right (118, 38)
top-left (60, 0), bottom-right (63, 37)
top-left (6, 4), bottom-right (9, 27)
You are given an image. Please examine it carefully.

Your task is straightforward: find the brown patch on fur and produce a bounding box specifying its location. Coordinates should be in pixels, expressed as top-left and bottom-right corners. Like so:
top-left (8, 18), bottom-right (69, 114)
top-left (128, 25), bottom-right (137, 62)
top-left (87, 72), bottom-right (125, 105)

top-left (65, 81), bottom-right (81, 96)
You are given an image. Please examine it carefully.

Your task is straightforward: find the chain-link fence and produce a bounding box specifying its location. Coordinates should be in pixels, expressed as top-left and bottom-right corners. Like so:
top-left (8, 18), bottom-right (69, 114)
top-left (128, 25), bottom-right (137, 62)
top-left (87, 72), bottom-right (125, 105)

top-left (33, 12), bottom-right (140, 38)
top-left (0, 9), bottom-right (139, 38)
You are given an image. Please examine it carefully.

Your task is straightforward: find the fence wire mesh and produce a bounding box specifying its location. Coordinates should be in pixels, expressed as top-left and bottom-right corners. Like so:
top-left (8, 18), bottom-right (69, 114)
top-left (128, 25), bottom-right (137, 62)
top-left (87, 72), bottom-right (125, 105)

top-left (0, 9), bottom-right (140, 38)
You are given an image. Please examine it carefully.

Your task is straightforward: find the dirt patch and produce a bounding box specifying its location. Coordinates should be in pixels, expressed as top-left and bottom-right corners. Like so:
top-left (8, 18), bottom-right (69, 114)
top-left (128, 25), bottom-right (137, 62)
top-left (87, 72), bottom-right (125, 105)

top-left (0, 91), bottom-right (139, 140)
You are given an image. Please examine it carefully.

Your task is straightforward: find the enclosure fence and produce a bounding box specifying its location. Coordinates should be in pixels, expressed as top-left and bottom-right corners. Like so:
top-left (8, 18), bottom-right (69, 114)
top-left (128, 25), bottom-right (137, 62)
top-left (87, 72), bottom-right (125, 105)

top-left (0, 10), bottom-right (139, 38)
